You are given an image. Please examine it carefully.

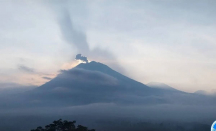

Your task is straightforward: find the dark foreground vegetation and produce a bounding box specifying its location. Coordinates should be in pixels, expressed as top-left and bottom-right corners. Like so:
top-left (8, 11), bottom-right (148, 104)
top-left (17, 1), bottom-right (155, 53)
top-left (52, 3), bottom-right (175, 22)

top-left (30, 119), bottom-right (95, 131)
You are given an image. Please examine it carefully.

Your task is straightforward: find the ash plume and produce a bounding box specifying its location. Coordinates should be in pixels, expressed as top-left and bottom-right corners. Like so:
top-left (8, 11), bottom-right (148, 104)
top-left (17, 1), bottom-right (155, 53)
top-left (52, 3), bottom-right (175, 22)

top-left (75, 54), bottom-right (89, 63)
top-left (45, 1), bottom-right (124, 73)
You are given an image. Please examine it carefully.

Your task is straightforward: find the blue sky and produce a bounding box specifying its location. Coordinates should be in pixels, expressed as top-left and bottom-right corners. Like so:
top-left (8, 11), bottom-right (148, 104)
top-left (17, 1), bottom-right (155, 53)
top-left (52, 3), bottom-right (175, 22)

top-left (0, 0), bottom-right (216, 93)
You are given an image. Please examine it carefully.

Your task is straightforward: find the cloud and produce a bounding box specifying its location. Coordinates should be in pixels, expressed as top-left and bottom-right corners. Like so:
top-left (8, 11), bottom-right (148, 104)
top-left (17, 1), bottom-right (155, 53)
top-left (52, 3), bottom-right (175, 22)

top-left (0, 82), bottom-right (36, 96)
top-left (42, 77), bottom-right (52, 80)
top-left (18, 65), bottom-right (35, 73)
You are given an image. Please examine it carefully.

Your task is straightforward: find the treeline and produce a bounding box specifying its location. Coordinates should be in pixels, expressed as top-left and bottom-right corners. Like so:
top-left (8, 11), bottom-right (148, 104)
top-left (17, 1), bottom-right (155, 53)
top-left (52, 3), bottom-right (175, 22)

top-left (31, 119), bottom-right (95, 131)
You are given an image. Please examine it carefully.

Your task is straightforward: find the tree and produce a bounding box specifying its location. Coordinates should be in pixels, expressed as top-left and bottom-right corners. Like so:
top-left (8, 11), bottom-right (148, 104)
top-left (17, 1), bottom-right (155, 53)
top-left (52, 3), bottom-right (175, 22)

top-left (30, 119), bottom-right (95, 131)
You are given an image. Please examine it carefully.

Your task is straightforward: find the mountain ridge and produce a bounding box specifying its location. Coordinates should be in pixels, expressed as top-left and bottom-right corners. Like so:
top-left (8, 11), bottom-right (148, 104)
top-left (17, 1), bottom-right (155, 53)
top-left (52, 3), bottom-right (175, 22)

top-left (19, 60), bottom-right (216, 107)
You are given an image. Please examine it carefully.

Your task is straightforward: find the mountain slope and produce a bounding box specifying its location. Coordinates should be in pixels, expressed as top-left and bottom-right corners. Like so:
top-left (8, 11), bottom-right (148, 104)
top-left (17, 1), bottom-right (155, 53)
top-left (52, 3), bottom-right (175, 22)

top-left (37, 61), bottom-right (151, 92)
top-left (28, 61), bottom-right (170, 106)
top-left (19, 61), bottom-right (216, 107)
top-left (75, 61), bottom-right (150, 89)
top-left (147, 82), bottom-right (183, 92)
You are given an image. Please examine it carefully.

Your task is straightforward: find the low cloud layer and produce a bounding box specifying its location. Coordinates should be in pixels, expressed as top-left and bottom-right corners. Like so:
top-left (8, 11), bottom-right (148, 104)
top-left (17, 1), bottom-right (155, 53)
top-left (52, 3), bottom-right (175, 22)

top-left (42, 77), bottom-right (52, 80)
top-left (0, 103), bottom-right (215, 131)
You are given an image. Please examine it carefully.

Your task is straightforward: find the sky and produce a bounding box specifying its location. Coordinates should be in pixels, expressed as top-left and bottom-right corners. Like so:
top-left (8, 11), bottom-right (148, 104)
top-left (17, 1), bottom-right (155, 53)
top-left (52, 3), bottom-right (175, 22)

top-left (0, 0), bottom-right (216, 93)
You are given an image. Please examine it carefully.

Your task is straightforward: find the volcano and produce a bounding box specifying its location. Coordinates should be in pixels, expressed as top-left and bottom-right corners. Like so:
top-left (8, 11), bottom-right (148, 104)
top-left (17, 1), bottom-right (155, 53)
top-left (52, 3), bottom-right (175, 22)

top-left (26, 61), bottom-right (175, 106)
top-left (12, 61), bottom-right (215, 108)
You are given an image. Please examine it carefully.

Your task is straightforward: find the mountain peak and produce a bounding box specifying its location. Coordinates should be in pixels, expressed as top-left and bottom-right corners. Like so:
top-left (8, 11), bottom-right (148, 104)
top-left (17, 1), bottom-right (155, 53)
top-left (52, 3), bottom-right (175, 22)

top-left (76, 61), bottom-right (107, 67)
top-left (74, 61), bottom-right (151, 90)
top-left (75, 61), bottom-right (115, 75)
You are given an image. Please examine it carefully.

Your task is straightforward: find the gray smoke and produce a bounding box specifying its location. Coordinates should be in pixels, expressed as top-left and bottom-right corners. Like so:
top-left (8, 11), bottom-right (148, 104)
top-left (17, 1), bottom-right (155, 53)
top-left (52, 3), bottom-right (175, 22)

top-left (45, 1), bottom-right (124, 73)
top-left (57, 9), bottom-right (90, 54)
top-left (75, 54), bottom-right (89, 63)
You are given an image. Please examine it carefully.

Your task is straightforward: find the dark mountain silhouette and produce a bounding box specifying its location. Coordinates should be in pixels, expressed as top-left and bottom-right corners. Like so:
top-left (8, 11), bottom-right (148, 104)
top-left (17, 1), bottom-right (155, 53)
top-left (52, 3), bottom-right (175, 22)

top-left (29, 61), bottom-right (169, 106)
top-left (4, 61), bottom-right (216, 108)
top-left (37, 61), bottom-right (150, 91)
